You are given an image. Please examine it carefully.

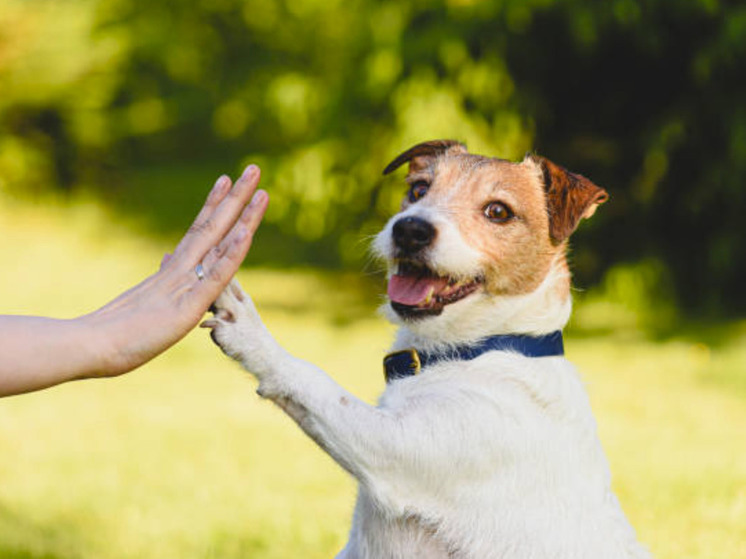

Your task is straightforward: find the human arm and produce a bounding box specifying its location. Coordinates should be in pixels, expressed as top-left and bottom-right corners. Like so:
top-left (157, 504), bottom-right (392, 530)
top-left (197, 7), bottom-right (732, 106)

top-left (0, 164), bottom-right (269, 397)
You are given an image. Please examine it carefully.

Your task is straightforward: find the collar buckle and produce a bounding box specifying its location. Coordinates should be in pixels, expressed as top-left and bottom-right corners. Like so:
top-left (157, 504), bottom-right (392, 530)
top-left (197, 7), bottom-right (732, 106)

top-left (383, 348), bottom-right (421, 383)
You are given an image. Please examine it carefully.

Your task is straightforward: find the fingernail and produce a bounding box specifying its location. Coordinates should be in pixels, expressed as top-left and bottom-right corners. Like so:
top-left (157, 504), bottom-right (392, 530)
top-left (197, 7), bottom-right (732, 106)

top-left (249, 189), bottom-right (268, 206)
top-left (241, 164), bottom-right (259, 179)
top-left (211, 175), bottom-right (229, 196)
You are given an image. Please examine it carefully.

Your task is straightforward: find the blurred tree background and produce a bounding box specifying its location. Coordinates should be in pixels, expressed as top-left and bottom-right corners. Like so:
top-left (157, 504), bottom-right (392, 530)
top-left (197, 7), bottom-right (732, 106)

top-left (1, 0), bottom-right (745, 319)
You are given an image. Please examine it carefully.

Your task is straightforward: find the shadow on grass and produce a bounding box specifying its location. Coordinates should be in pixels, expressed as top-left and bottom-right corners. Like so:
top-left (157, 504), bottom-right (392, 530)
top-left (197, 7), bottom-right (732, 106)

top-left (0, 549), bottom-right (71, 559)
top-left (0, 503), bottom-right (81, 559)
top-left (203, 531), bottom-right (270, 559)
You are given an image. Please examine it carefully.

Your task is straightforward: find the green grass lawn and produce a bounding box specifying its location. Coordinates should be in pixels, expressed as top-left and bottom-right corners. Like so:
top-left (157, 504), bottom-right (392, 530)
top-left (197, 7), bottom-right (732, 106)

top-left (1, 196), bottom-right (744, 558)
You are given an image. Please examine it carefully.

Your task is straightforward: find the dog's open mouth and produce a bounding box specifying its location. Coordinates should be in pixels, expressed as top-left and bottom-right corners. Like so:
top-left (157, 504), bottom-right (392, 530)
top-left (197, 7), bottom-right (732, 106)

top-left (387, 260), bottom-right (483, 318)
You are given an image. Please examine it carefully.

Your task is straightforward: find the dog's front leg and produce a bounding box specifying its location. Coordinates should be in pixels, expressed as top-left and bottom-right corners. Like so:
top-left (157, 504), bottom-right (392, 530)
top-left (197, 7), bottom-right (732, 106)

top-left (205, 280), bottom-right (469, 513)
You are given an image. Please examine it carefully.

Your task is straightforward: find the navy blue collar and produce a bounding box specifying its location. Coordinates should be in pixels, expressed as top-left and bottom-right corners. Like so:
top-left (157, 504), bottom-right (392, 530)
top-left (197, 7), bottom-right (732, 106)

top-left (383, 331), bottom-right (564, 383)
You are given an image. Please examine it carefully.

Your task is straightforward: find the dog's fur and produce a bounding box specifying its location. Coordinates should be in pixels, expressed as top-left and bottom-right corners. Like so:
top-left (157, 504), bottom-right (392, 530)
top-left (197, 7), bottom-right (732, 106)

top-left (206, 141), bottom-right (651, 558)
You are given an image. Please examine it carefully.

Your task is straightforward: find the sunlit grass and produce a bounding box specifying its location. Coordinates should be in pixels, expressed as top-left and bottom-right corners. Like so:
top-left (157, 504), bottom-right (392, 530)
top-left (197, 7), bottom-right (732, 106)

top-left (1, 196), bottom-right (744, 559)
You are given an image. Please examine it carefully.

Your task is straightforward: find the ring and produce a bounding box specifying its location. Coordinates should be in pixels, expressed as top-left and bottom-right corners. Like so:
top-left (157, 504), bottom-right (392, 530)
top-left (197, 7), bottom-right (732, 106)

top-left (195, 263), bottom-right (206, 281)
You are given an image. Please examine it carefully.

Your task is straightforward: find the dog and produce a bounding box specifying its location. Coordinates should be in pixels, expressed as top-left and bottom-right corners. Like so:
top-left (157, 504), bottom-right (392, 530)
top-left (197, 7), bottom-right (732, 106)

top-left (204, 140), bottom-right (651, 558)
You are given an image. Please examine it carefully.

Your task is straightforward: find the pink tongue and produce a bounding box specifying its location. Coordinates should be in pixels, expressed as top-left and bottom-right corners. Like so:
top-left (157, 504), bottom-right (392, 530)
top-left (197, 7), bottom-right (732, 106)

top-left (388, 274), bottom-right (449, 306)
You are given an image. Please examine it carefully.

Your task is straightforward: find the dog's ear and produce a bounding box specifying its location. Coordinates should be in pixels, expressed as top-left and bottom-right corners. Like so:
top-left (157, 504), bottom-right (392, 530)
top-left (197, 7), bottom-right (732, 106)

top-left (383, 140), bottom-right (467, 175)
top-left (528, 154), bottom-right (609, 244)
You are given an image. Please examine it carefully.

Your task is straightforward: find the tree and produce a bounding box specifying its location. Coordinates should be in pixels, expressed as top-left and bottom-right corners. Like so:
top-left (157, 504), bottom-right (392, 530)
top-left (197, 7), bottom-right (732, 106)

top-left (1, 0), bottom-right (744, 315)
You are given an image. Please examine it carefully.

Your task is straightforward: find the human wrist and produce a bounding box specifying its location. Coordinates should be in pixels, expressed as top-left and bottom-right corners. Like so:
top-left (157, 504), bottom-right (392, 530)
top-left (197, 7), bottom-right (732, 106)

top-left (72, 312), bottom-right (121, 379)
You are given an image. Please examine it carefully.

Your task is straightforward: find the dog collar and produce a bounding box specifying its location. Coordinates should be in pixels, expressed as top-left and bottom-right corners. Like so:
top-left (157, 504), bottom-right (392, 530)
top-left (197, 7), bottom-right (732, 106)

top-left (383, 331), bottom-right (564, 383)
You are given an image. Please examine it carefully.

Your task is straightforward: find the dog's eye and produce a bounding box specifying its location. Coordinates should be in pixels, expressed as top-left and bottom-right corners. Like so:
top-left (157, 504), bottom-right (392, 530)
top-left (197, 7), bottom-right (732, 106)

top-left (483, 201), bottom-right (514, 223)
top-left (408, 181), bottom-right (430, 203)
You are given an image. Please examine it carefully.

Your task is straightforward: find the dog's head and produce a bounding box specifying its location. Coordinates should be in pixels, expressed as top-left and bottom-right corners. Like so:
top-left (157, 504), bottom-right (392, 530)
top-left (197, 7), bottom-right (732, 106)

top-left (373, 140), bottom-right (608, 344)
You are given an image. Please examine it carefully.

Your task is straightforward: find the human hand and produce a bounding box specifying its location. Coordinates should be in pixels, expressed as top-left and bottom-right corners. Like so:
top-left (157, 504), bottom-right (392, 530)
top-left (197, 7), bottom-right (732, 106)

top-left (84, 164), bottom-right (269, 377)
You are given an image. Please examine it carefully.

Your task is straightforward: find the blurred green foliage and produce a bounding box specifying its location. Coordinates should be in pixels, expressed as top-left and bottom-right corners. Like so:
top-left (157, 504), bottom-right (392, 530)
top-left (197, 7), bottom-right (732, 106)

top-left (1, 0), bottom-right (745, 316)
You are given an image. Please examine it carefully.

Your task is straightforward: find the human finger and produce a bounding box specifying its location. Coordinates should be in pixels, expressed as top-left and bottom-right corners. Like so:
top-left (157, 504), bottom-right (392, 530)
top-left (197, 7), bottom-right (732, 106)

top-left (168, 174), bottom-right (231, 266)
top-left (197, 245), bottom-right (223, 277)
top-left (176, 165), bottom-right (261, 268)
top-left (187, 174), bottom-right (232, 236)
top-left (199, 189), bottom-right (268, 273)
top-left (192, 190), bottom-right (269, 303)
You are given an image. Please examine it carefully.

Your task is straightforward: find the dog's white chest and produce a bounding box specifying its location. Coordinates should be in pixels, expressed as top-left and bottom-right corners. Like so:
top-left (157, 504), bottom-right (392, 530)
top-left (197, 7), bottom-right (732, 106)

top-left (334, 354), bottom-right (650, 559)
top-left (337, 489), bottom-right (452, 559)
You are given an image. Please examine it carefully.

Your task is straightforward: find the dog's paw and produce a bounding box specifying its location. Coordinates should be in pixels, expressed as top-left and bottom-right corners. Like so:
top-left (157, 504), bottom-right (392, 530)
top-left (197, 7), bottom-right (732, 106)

top-left (202, 279), bottom-right (277, 377)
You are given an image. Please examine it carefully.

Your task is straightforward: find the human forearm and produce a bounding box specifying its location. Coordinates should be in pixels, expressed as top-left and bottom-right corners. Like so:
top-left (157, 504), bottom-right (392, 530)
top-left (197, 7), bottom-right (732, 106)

top-left (0, 315), bottom-right (108, 396)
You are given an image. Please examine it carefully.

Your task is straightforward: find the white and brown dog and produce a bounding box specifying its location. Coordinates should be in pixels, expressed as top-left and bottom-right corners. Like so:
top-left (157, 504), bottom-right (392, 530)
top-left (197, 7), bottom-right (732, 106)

top-left (205, 140), bottom-right (651, 558)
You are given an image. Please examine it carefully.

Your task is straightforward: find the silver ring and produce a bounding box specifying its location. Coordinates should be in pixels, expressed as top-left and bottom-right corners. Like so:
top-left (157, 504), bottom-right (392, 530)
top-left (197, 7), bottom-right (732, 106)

top-left (195, 263), bottom-right (206, 281)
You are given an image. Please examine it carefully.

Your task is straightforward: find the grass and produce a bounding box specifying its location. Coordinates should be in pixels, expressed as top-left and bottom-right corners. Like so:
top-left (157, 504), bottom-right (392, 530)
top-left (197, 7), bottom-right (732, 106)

top-left (1, 194), bottom-right (745, 559)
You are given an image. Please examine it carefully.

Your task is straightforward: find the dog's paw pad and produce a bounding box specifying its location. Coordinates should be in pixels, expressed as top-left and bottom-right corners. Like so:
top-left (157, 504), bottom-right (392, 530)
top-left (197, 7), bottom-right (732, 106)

top-left (215, 308), bottom-right (235, 323)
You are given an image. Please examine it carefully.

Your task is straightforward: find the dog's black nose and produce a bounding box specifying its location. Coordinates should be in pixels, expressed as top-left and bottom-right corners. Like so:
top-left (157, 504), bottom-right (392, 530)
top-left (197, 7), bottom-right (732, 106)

top-left (392, 216), bottom-right (436, 253)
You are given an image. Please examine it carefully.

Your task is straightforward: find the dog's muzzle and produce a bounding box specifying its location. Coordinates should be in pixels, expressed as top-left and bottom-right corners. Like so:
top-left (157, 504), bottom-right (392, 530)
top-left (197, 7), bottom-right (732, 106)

top-left (392, 216), bottom-right (436, 255)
